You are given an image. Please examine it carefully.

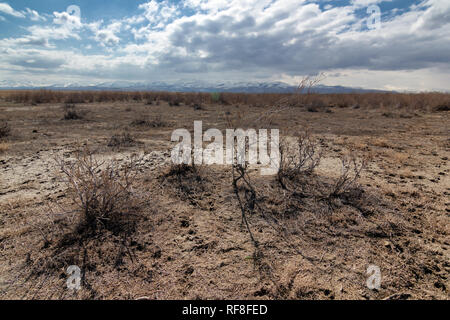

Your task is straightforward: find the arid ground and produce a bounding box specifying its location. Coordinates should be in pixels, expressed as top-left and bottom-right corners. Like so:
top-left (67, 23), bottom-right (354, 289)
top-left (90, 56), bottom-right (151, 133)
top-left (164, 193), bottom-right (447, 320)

top-left (0, 92), bottom-right (449, 300)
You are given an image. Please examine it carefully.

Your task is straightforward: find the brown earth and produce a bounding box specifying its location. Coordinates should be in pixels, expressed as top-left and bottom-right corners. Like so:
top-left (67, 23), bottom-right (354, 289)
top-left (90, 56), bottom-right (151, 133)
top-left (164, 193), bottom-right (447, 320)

top-left (0, 98), bottom-right (448, 300)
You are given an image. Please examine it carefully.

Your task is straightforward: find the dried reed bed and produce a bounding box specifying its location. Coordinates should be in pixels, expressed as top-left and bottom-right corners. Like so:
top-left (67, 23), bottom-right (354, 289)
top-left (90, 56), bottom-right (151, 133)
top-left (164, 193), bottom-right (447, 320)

top-left (0, 89), bottom-right (449, 111)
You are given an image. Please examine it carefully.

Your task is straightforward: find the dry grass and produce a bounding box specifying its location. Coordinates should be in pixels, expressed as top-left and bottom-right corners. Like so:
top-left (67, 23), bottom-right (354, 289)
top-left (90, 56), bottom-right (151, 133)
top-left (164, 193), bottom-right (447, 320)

top-left (107, 132), bottom-right (136, 149)
top-left (387, 150), bottom-right (410, 164)
top-left (0, 142), bottom-right (9, 153)
top-left (370, 138), bottom-right (391, 148)
top-left (1, 89), bottom-right (449, 111)
top-left (130, 115), bottom-right (168, 128)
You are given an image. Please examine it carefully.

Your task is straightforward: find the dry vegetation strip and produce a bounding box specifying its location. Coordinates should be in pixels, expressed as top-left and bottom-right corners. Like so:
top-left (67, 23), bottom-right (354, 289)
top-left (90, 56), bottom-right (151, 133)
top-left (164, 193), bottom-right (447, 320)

top-left (1, 89), bottom-right (449, 111)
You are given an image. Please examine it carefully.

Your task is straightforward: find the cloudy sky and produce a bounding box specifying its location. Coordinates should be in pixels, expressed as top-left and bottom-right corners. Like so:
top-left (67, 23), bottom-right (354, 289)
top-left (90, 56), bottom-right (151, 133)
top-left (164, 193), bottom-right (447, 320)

top-left (0, 0), bottom-right (449, 91)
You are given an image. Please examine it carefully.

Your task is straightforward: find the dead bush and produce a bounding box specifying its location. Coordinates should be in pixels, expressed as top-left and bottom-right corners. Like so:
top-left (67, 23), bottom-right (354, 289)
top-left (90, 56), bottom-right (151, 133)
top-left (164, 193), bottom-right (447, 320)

top-left (162, 163), bottom-right (212, 208)
top-left (435, 105), bottom-right (449, 112)
top-left (280, 74), bottom-right (326, 107)
top-left (107, 132), bottom-right (136, 149)
top-left (62, 104), bottom-right (84, 120)
top-left (0, 121), bottom-right (11, 139)
top-left (192, 103), bottom-right (204, 111)
top-left (166, 163), bottom-right (198, 177)
top-left (329, 154), bottom-right (367, 198)
top-left (63, 109), bottom-right (83, 120)
top-left (169, 100), bottom-right (181, 107)
top-left (278, 129), bottom-right (322, 189)
top-left (130, 115), bottom-right (168, 128)
top-left (56, 150), bottom-right (141, 231)
top-left (232, 163), bottom-right (258, 245)
top-left (306, 96), bottom-right (327, 112)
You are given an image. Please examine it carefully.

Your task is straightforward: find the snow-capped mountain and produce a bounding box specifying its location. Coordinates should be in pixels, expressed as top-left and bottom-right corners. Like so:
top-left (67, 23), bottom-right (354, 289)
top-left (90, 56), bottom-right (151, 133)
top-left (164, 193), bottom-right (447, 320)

top-left (0, 79), bottom-right (386, 94)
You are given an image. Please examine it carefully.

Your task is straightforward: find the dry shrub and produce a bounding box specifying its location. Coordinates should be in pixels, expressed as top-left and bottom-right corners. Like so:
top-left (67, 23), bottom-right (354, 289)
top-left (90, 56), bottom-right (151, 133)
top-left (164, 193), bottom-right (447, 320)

top-left (329, 154), bottom-right (367, 198)
top-left (131, 92), bottom-right (142, 101)
top-left (63, 109), bottom-right (83, 120)
top-left (161, 163), bottom-right (212, 208)
top-left (435, 105), bottom-right (450, 112)
top-left (276, 74), bottom-right (326, 108)
top-left (62, 103), bottom-right (85, 120)
top-left (307, 106), bottom-right (319, 112)
top-left (56, 150), bottom-right (141, 231)
top-left (165, 163), bottom-right (197, 176)
top-left (278, 129), bottom-right (322, 189)
top-left (0, 121), bottom-right (10, 139)
top-left (169, 100), bottom-right (181, 107)
top-left (130, 115), bottom-right (168, 128)
top-left (108, 132), bottom-right (136, 149)
top-left (231, 163), bottom-right (259, 245)
top-left (192, 103), bottom-right (204, 110)
top-left (16, 151), bottom-right (148, 294)
top-left (306, 96), bottom-right (328, 112)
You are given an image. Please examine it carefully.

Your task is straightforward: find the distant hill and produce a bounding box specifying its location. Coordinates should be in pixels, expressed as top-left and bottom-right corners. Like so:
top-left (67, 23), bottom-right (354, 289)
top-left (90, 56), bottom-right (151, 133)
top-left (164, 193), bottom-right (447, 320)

top-left (0, 80), bottom-right (389, 94)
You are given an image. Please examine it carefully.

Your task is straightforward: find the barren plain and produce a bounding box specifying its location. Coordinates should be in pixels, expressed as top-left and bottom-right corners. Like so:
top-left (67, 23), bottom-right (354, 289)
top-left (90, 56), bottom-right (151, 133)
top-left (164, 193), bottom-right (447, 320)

top-left (0, 92), bottom-right (449, 300)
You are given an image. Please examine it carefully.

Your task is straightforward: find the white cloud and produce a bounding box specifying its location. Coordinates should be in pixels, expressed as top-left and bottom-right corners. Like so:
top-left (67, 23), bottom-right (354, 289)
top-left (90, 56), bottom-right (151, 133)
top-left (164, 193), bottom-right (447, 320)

top-left (0, 2), bottom-right (24, 18)
top-left (350, 0), bottom-right (393, 9)
top-left (25, 8), bottom-right (46, 22)
top-left (124, 15), bottom-right (146, 26)
top-left (89, 21), bottom-right (123, 47)
top-left (21, 10), bottom-right (85, 44)
top-left (53, 11), bottom-right (82, 28)
top-left (2, 35), bottom-right (51, 47)
top-left (412, 0), bottom-right (450, 31)
top-left (27, 25), bottom-right (79, 41)
top-left (138, 0), bottom-right (180, 26)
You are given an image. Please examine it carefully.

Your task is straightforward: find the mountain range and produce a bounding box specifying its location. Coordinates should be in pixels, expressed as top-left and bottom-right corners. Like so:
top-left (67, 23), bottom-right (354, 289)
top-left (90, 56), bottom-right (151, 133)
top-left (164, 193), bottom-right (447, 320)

top-left (0, 80), bottom-right (388, 94)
